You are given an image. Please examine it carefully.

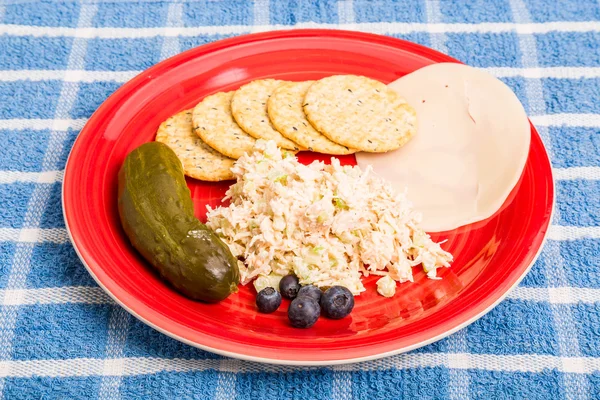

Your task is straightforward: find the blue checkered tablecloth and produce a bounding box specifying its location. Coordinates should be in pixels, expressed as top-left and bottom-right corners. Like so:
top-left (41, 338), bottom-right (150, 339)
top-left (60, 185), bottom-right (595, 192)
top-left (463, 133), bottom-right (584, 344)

top-left (1, 0), bottom-right (599, 398)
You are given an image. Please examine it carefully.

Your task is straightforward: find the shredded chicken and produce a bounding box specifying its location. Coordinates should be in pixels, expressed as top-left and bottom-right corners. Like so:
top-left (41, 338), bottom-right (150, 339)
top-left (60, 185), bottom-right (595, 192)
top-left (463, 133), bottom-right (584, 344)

top-left (206, 140), bottom-right (453, 296)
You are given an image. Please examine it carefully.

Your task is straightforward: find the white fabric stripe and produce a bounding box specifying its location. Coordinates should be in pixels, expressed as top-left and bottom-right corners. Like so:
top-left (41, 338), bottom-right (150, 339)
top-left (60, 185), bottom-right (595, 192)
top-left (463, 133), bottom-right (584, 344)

top-left (0, 353), bottom-right (599, 377)
top-left (4, 67), bottom-right (600, 83)
top-left (447, 329), bottom-right (470, 400)
top-left (98, 307), bottom-right (131, 400)
top-left (553, 167), bottom-right (600, 180)
top-left (0, 70), bottom-right (138, 82)
top-left (509, 1), bottom-right (589, 398)
top-left (214, 370), bottom-right (237, 400)
top-left (0, 166), bottom-right (596, 185)
top-left (487, 66), bottom-right (600, 79)
top-left (530, 114), bottom-right (600, 127)
top-left (331, 370), bottom-right (353, 400)
top-left (508, 287), bottom-right (600, 304)
top-left (424, 0), bottom-right (447, 53)
top-left (0, 225), bottom-right (597, 244)
top-left (337, 0), bottom-right (354, 25)
top-left (0, 9), bottom-right (98, 400)
top-left (0, 170), bottom-right (64, 184)
top-left (252, 0), bottom-right (270, 26)
top-left (3, 21), bottom-right (600, 38)
top-left (0, 119), bottom-right (87, 131)
top-left (0, 228), bottom-right (70, 244)
top-left (1, 113), bottom-right (598, 132)
top-left (548, 226), bottom-right (600, 241)
top-left (0, 285), bottom-right (597, 307)
top-left (159, 3), bottom-right (183, 60)
top-left (1, 287), bottom-right (110, 306)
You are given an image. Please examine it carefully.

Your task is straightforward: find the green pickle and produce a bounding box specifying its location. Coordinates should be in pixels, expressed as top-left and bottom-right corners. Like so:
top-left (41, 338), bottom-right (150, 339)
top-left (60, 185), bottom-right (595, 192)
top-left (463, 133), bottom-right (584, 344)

top-left (117, 141), bottom-right (239, 302)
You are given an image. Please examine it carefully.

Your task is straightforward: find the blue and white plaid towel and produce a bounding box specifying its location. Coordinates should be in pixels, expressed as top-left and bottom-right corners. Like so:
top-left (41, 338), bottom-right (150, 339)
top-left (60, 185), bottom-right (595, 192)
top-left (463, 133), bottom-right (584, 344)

top-left (1, 0), bottom-right (599, 398)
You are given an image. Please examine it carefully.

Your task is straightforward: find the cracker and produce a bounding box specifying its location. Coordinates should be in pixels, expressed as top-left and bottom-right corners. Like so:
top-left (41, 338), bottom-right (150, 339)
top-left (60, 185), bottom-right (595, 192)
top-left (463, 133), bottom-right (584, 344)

top-left (156, 109), bottom-right (235, 181)
top-left (192, 91), bottom-right (257, 160)
top-left (268, 81), bottom-right (357, 155)
top-left (303, 75), bottom-right (417, 153)
top-left (231, 79), bottom-right (301, 151)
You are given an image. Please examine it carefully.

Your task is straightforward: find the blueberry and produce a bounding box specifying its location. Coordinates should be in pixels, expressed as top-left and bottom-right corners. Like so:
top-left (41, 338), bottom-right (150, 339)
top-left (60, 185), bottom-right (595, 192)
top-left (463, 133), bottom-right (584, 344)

top-left (279, 274), bottom-right (300, 299)
top-left (297, 285), bottom-right (322, 302)
top-left (288, 296), bottom-right (320, 328)
top-left (320, 286), bottom-right (354, 319)
top-left (256, 287), bottom-right (281, 313)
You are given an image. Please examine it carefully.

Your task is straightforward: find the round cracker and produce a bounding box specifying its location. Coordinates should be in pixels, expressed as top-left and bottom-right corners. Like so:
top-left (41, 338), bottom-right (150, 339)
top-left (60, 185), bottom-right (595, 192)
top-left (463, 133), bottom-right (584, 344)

top-left (268, 81), bottom-right (357, 155)
top-left (303, 75), bottom-right (417, 153)
top-left (231, 79), bottom-right (301, 150)
top-left (192, 91), bottom-right (257, 160)
top-left (156, 109), bottom-right (235, 181)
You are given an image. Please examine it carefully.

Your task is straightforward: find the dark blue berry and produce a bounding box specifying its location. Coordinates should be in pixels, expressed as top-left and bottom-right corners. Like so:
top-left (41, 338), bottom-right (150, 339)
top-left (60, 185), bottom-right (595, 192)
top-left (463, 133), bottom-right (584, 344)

top-left (256, 287), bottom-right (281, 313)
top-left (297, 285), bottom-right (322, 302)
top-left (279, 274), bottom-right (300, 299)
top-left (320, 286), bottom-right (354, 319)
top-left (288, 296), bottom-right (320, 328)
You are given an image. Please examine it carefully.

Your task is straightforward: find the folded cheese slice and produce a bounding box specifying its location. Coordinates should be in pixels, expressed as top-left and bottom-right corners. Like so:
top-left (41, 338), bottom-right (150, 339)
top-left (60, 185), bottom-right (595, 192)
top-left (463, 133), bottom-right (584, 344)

top-left (356, 63), bottom-right (531, 232)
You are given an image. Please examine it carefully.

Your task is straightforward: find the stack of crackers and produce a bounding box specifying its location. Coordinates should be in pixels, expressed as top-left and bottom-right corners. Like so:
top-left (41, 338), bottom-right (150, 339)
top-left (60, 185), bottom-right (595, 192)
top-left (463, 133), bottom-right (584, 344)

top-left (156, 75), bottom-right (417, 181)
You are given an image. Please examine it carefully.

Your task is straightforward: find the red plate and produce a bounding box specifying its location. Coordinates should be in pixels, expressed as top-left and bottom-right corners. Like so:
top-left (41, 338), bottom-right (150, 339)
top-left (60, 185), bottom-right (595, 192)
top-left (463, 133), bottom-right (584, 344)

top-left (63, 30), bottom-right (554, 365)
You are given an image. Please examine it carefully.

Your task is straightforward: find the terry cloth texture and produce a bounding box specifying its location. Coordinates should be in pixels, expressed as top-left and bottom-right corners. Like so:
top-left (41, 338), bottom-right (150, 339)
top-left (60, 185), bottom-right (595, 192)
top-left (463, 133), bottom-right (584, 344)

top-left (1, 0), bottom-right (600, 398)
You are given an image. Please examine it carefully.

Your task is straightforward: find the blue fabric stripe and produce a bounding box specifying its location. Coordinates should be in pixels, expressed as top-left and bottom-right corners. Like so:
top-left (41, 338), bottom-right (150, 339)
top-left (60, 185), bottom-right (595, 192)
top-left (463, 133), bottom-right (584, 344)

top-left (179, 34), bottom-right (240, 52)
top-left (353, 0), bottom-right (426, 23)
top-left (84, 38), bottom-right (163, 71)
top-left (536, 32), bottom-right (600, 67)
top-left (590, 372), bottom-right (600, 398)
top-left (351, 367), bottom-right (450, 400)
top-left (3, 377), bottom-right (102, 400)
top-left (26, 243), bottom-right (99, 288)
top-left (499, 77), bottom-right (530, 111)
top-left (70, 82), bottom-right (122, 119)
top-left (236, 369), bottom-right (335, 400)
top-left (94, 2), bottom-right (169, 28)
top-left (269, 0), bottom-right (339, 25)
top-left (10, 304), bottom-right (112, 360)
top-left (389, 32), bottom-right (431, 48)
top-left (121, 371), bottom-right (221, 399)
top-left (439, 0), bottom-right (513, 23)
top-left (182, 0), bottom-right (253, 27)
top-left (39, 182), bottom-right (66, 228)
top-left (568, 303), bottom-right (600, 357)
top-left (0, 36), bottom-right (73, 70)
top-left (522, 239), bottom-right (600, 289)
top-left (0, 183), bottom-right (35, 228)
top-left (549, 126), bottom-right (600, 168)
top-left (466, 299), bottom-right (560, 356)
top-left (558, 239), bottom-right (600, 289)
top-left (0, 129), bottom-right (52, 172)
top-left (445, 33), bottom-right (522, 67)
top-left (468, 369), bottom-right (563, 399)
top-left (0, 81), bottom-right (62, 119)
top-left (542, 78), bottom-right (600, 114)
top-left (556, 180), bottom-right (600, 227)
top-left (122, 318), bottom-right (222, 360)
top-left (0, 243), bottom-right (15, 289)
top-left (522, 0), bottom-right (600, 22)
top-left (4, 1), bottom-right (81, 27)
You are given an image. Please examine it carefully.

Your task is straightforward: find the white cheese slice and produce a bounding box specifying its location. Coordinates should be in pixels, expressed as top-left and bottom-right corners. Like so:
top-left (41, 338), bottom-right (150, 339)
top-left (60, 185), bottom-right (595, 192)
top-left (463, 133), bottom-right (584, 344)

top-left (356, 63), bottom-right (531, 232)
